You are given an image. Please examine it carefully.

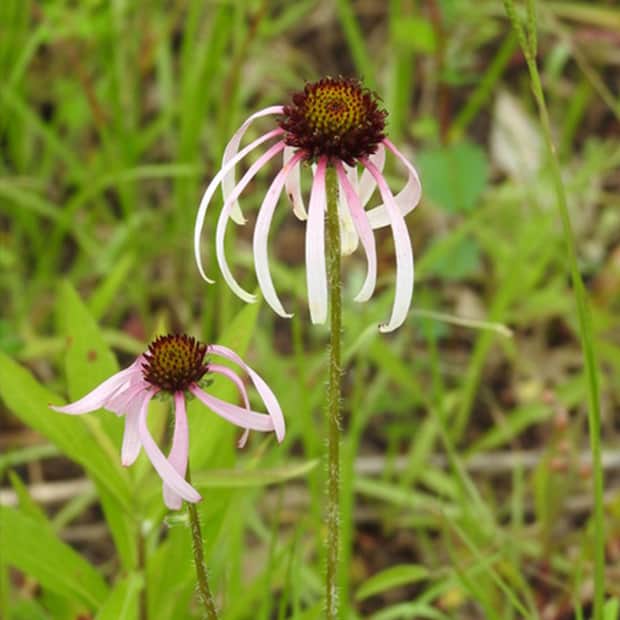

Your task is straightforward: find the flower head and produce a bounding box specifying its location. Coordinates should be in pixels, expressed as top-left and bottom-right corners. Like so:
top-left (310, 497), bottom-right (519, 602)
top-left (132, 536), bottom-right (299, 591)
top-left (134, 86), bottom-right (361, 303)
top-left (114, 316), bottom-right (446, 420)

top-left (194, 76), bottom-right (422, 333)
top-left (50, 335), bottom-right (285, 509)
top-left (278, 77), bottom-right (386, 165)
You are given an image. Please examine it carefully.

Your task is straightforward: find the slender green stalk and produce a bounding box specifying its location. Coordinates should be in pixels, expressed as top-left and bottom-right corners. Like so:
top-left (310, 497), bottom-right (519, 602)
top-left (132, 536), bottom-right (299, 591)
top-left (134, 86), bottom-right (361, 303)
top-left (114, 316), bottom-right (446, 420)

top-left (325, 164), bottom-right (342, 619)
top-left (503, 2), bottom-right (605, 617)
top-left (138, 527), bottom-right (148, 620)
top-left (186, 467), bottom-right (219, 620)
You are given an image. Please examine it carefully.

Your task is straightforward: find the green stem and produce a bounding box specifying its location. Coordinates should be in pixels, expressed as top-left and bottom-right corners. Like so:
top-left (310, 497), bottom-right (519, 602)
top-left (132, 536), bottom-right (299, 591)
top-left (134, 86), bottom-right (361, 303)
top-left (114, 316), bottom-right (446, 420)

top-left (138, 527), bottom-right (148, 620)
top-left (186, 467), bottom-right (219, 620)
top-left (325, 164), bottom-right (342, 619)
top-left (503, 2), bottom-right (605, 616)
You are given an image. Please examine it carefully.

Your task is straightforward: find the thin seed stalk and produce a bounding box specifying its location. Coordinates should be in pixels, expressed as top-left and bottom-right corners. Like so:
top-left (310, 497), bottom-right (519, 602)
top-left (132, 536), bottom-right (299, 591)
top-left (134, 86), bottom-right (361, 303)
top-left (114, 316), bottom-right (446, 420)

top-left (503, 1), bottom-right (605, 617)
top-left (325, 164), bottom-right (342, 619)
top-left (186, 467), bottom-right (219, 620)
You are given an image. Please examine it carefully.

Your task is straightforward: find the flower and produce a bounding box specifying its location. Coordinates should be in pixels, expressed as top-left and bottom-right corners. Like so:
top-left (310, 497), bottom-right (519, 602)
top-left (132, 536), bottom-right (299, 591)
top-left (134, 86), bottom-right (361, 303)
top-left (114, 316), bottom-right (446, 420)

top-left (194, 77), bottom-right (422, 332)
top-left (50, 334), bottom-right (285, 509)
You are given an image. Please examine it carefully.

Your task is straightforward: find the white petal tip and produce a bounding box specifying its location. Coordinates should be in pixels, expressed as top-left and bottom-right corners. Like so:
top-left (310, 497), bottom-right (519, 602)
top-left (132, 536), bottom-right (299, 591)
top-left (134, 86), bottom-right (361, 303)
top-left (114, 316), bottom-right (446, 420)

top-left (354, 292), bottom-right (373, 303)
top-left (378, 322), bottom-right (401, 333)
top-left (230, 214), bottom-right (247, 226)
top-left (198, 271), bottom-right (215, 285)
top-left (271, 307), bottom-right (293, 319)
top-left (309, 312), bottom-right (326, 325)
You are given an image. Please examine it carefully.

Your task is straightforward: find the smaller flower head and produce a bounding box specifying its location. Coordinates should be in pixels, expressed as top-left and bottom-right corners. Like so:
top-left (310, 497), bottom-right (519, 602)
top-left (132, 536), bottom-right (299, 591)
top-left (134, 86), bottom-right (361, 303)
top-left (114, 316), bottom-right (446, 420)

top-left (50, 334), bottom-right (285, 509)
top-left (142, 334), bottom-right (208, 391)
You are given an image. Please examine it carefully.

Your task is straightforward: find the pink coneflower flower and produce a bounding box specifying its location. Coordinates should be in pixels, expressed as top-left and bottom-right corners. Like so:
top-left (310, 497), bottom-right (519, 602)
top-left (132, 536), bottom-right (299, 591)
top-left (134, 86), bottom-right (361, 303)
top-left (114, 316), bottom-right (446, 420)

top-left (50, 334), bottom-right (285, 509)
top-left (194, 77), bottom-right (422, 332)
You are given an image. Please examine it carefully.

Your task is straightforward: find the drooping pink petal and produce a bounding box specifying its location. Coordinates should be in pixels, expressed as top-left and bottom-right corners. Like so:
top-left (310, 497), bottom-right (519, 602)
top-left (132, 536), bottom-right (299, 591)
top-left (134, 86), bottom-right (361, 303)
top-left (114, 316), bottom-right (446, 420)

top-left (344, 162), bottom-right (359, 192)
top-left (49, 360), bottom-right (143, 415)
top-left (367, 139), bottom-right (422, 229)
top-left (105, 376), bottom-right (150, 417)
top-left (209, 364), bottom-right (251, 409)
top-left (194, 127), bottom-right (285, 284)
top-left (121, 409), bottom-right (141, 466)
top-left (222, 106), bottom-right (285, 225)
top-left (338, 179), bottom-right (359, 256)
top-left (362, 157), bottom-right (414, 332)
top-left (253, 150), bottom-right (305, 318)
top-left (216, 140), bottom-right (286, 304)
top-left (358, 144), bottom-right (385, 207)
top-left (284, 146), bottom-right (307, 220)
top-left (305, 156), bottom-right (328, 325)
top-left (335, 161), bottom-right (377, 302)
top-left (190, 385), bottom-right (277, 434)
top-left (162, 392), bottom-right (190, 510)
top-left (210, 363), bottom-right (252, 448)
top-left (208, 345), bottom-right (285, 443)
top-left (237, 429), bottom-right (250, 449)
top-left (137, 392), bottom-right (201, 506)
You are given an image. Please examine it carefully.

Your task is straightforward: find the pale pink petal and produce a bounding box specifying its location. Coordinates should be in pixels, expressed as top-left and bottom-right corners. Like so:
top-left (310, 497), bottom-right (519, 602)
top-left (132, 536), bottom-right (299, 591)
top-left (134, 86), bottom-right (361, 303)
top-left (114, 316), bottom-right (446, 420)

top-left (194, 127), bottom-right (285, 284)
top-left (284, 146), bottom-right (307, 220)
top-left (335, 161), bottom-right (377, 302)
top-left (367, 139), bottom-right (422, 229)
top-left (215, 140), bottom-right (286, 304)
top-left (162, 392), bottom-right (190, 510)
top-left (338, 178), bottom-right (359, 256)
top-left (121, 409), bottom-right (141, 466)
top-left (138, 392), bottom-right (201, 506)
top-left (362, 157), bottom-right (414, 332)
top-left (105, 378), bottom-right (149, 417)
top-left (49, 361), bottom-right (143, 415)
top-left (253, 150), bottom-right (305, 318)
top-left (358, 144), bottom-right (385, 207)
top-left (209, 364), bottom-right (250, 409)
top-left (305, 157), bottom-right (328, 325)
top-left (190, 385), bottom-right (276, 433)
top-left (210, 363), bottom-right (252, 448)
top-left (222, 106), bottom-right (285, 225)
top-left (237, 429), bottom-right (250, 449)
top-left (344, 162), bottom-right (359, 192)
top-left (208, 345), bottom-right (285, 443)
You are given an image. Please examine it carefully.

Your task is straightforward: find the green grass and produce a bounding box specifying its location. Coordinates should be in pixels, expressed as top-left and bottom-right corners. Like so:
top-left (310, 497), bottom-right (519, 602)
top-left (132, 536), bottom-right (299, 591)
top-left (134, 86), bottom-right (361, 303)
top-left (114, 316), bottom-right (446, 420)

top-left (1, 1), bottom-right (619, 619)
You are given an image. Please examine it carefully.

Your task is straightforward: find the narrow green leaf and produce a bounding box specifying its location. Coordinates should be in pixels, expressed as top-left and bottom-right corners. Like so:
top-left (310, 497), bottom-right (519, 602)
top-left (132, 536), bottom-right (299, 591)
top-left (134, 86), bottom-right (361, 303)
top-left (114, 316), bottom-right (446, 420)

top-left (56, 281), bottom-right (137, 569)
top-left (0, 352), bottom-right (131, 509)
top-left (7, 471), bottom-right (49, 525)
top-left (57, 280), bottom-right (121, 444)
top-left (0, 506), bottom-right (108, 609)
top-left (193, 460), bottom-right (318, 488)
top-left (356, 564), bottom-right (429, 601)
top-left (89, 253), bottom-right (136, 320)
top-left (468, 404), bottom-right (552, 454)
top-left (604, 598), bottom-right (619, 620)
top-left (95, 573), bottom-right (143, 620)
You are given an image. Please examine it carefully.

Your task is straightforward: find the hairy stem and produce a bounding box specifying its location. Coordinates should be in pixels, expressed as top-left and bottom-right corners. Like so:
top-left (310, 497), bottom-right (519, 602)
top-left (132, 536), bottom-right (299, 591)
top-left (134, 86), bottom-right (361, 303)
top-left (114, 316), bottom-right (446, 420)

top-left (186, 467), bottom-right (219, 620)
top-left (325, 164), bottom-right (342, 619)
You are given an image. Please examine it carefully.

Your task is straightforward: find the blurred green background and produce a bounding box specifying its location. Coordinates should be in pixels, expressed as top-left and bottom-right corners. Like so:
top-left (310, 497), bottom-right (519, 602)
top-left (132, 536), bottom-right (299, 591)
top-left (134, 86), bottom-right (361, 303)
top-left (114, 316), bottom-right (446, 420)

top-left (1, 1), bottom-right (620, 619)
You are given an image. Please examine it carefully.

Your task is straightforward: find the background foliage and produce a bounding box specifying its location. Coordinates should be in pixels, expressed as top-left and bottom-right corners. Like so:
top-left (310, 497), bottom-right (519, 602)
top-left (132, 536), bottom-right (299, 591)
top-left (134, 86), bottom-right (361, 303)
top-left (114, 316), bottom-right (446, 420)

top-left (1, 1), bottom-right (619, 618)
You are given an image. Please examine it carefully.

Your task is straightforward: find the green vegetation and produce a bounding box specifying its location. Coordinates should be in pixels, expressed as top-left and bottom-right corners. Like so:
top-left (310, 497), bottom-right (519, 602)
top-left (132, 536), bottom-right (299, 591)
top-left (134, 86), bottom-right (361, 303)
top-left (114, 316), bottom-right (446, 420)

top-left (1, 1), bottom-right (619, 618)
